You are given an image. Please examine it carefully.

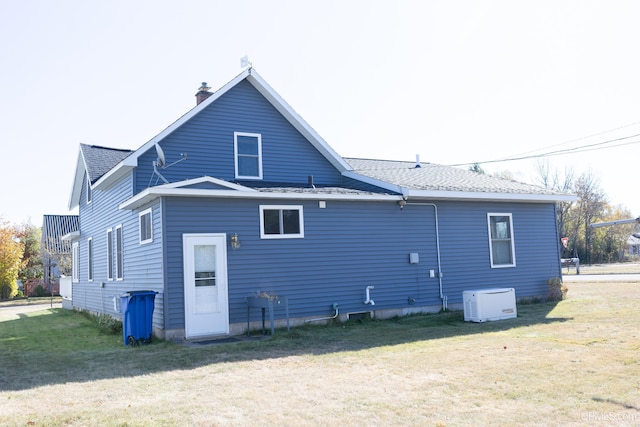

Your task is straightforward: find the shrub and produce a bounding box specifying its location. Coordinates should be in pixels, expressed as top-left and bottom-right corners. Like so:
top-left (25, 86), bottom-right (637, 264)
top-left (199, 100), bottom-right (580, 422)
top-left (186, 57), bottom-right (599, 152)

top-left (547, 277), bottom-right (568, 301)
top-left (34, 284), bottom-right (47, 297)
top-left (78, 310), bottom-right (122, 335)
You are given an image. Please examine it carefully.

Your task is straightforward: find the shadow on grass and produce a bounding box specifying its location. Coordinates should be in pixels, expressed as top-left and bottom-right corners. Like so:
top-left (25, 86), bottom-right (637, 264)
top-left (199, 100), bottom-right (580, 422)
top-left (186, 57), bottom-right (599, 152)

top-left (0, 302), bottom-right (570, 392)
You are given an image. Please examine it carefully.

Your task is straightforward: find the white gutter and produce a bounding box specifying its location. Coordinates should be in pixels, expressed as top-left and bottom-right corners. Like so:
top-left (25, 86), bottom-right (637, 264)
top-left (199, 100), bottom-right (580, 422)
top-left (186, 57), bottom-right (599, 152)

top-left (119, 188), bottom-right (401, 211)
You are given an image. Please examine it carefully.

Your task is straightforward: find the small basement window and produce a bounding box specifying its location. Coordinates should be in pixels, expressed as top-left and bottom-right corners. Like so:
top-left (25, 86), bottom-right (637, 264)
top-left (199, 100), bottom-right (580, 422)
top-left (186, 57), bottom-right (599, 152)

top-left (260, 205), bottom-right (304, 239)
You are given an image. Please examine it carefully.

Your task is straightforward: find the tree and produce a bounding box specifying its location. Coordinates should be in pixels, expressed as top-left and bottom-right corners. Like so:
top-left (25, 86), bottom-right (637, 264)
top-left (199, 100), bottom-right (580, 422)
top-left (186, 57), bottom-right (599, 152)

top-left (0, 220), bottom-right (25, 299)
top-left (469, 163), bottom-right (485, 174)
top-left (17, 223), bottom-right (43, 286)
top-left (573, 171), bottom-right (607, 264)
top-left (535, 160), bottom-right (576, 256)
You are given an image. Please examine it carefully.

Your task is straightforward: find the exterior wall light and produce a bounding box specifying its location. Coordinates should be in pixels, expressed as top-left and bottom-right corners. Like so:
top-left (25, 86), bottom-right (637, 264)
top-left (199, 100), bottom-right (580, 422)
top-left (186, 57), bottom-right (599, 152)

top-left (398, 200), bottom-right (407, 209)
top-left (230, 233), bottom-right (241, 250)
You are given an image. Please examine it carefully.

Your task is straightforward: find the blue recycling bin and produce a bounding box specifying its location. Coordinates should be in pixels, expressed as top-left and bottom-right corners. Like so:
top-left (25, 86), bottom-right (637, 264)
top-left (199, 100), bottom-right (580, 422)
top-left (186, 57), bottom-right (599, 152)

top-left (120, 291), bottom-right (156, 346)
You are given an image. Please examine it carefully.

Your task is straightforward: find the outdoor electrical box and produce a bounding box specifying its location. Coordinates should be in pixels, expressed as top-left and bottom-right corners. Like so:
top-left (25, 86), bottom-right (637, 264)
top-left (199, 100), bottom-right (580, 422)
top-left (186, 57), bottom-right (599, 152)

top-left (409, 253), bottom-right (419, 264)
top-left (463, 288), bottom-right (517, 322)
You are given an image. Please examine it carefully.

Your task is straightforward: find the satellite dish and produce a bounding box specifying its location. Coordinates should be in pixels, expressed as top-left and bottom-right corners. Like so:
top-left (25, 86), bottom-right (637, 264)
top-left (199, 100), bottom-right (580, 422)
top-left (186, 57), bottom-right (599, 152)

top-left (149, 143), bottom-right (187, 187)
top-left (155, 143), bottom-right (166, 168)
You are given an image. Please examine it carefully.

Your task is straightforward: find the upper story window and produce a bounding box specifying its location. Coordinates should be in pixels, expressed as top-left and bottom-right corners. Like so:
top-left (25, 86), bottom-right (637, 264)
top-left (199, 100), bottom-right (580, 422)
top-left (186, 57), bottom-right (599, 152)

top-left (260, 205), bottom-right (304, 239)
top-left (234, 132), bottom-right (263, 179)
top-left (139, 208), bottom-right (153, 244)
top-left (86, 173), bottom-right (92, 204)
top-left (487, 213), bottom-right (516, 268)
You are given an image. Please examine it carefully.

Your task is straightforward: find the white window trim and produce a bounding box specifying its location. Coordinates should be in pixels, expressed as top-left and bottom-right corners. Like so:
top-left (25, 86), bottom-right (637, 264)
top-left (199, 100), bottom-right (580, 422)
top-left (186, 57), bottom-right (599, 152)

top-left (139, 208), bottom-right (153, 245)
top-left (259, 205), bottom-right (305, 239)
top-left (106, 228), bottom-right (113, 281)
top-left (87, 237), bottom-right (93, 282)
top-left (115, 224), bottom-right (124, 281)
top-left (487, 213), bottom-right (516, 268)
top-left (72, 242), bottom-right (79, 283)
top-left (234, 132), bottom-right (263, 180)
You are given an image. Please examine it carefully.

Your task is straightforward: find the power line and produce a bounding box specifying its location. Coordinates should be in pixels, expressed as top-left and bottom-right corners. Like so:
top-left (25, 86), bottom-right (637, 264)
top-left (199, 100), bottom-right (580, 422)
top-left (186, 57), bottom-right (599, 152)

top-left (495, 120), bottom-right (640, 161)
top-left (449, 131), bottom-right (640, 167)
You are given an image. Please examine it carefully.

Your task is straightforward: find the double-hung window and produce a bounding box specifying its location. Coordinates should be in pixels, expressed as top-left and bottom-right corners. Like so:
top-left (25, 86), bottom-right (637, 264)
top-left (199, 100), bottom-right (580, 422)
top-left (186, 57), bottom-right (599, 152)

top-left (234, 132), bottom-right (262, 179)
top-left (72, 242), bottom-right (79, 282)
top-left (87, 237), bottom-right (93, 282)
top-left (106, 228), bottom-right (114, 280)
top-left (487, 213), bottom-right (516, 268)
top-left (139, 208), bottom-right (153, 244)
top-left (260, 205), bottom-right (304, 239)
top-left (115, 225), bottom-right (123, 280)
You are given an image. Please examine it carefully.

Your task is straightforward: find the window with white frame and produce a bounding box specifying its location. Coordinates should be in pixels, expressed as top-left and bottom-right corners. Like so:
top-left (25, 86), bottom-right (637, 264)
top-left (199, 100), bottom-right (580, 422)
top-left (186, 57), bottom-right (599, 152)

top-left (72, 242), bottom-right (79, 282)
top-left (87, 237), bottom-right (93, 281)
top-left (260, 205), bottom-right (304, 239)
top-left (115, 225), bottom-right (123, 280)
top-left (139, 208), bottom-right (153, 244)
top-left (86, 174), bottom-right (92, 204)
top-left (106, 228), bottom-right (113, 280)
top-left (487, 213), bottom-right (516, 268)
top-left (234, 132), bottom-right (263, 179)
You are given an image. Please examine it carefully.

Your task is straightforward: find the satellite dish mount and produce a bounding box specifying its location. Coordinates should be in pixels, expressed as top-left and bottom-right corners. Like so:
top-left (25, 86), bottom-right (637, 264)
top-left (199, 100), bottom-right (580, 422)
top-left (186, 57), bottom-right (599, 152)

top-left (150, 143), bottom-right (187, 186)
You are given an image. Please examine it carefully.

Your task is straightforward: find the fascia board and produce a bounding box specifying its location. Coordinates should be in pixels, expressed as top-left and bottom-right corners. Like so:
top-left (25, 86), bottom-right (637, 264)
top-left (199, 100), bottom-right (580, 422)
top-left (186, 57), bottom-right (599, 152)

top-left (68, 150), bottom-right (87, 210)
top-left (93, 164), bottom-right (135, 190)
top-left (119, 187), bottom-right (401, 211)
top-left (246, 71), bottom-right (352, 172)
top-left (61, 230), bottom-right (81, 241)
top-left (405, 189), bottom-right (578, 203)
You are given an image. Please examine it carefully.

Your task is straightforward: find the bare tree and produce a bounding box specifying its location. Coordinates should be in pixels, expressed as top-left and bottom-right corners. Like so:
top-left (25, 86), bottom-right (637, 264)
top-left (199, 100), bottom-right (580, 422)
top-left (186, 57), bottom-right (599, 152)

top-left (535, 160), bottom-right (576, 255)
top-left (573, 170), bottom-right (607, 263)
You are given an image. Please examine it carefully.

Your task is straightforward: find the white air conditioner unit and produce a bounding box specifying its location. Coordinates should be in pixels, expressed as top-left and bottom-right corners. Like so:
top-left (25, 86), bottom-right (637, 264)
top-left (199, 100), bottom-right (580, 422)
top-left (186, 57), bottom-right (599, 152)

top-left (463, 288), bottom-right (517, 322)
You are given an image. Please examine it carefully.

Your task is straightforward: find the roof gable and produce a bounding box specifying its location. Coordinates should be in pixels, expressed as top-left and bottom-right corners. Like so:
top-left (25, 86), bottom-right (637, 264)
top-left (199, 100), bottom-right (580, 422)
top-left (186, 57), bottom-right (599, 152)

top-left (68, 144), bottom-right (133, 209)
top-left (118, 68), bottom-right (350, 177)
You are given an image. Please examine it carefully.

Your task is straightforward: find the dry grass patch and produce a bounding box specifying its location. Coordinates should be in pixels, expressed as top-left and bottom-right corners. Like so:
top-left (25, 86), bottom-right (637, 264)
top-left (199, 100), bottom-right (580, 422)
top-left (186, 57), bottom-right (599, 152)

top-left (1, 281), bottom-right (640, 426)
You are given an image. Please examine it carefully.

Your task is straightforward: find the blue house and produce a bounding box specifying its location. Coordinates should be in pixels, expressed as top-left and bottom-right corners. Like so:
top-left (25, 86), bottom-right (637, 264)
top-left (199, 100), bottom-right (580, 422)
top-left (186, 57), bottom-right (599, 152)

top-left (67, 68), bottom-right (575, 341)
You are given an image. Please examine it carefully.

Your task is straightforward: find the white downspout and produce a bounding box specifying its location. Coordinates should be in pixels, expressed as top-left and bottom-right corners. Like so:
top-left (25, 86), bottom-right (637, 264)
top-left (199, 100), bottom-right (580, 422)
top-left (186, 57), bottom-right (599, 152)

top-left (404, 202), bottom-right (446, 310)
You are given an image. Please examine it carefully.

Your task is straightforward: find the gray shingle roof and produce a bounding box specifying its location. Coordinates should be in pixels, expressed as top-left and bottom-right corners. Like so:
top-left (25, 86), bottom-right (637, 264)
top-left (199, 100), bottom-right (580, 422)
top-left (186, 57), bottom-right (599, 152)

top-left (81, 144), bottom-right (133, 184)
top-left (345, 158), bottom-right (566, 196)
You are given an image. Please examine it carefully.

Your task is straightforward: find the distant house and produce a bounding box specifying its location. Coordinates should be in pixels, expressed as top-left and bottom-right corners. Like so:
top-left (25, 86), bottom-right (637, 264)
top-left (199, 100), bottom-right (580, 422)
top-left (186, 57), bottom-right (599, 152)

top-left (41, 214), bottom-right (79, 294)
top-left (65, 68), bottom-right (575, 341)
top-left (628, 234), bottom-right (640, 256)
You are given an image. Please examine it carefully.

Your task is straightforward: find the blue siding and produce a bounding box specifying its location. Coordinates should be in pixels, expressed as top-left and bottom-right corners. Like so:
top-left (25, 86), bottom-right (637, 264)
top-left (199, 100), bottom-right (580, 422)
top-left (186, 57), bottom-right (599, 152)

top-left (73, 172), bottom-right (166, 330)
top-left (162, 197), bottom-right (560, 329)
top-left (434, 201), bottom-right (561, 303)
top-left (134, 80), bottom-right (343, 193)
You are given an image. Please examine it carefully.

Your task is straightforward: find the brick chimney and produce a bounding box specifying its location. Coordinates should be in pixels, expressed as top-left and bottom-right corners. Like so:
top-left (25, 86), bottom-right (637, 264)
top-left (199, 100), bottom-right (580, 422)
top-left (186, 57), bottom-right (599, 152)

top-left (195, 82), bottom-right (212, 105)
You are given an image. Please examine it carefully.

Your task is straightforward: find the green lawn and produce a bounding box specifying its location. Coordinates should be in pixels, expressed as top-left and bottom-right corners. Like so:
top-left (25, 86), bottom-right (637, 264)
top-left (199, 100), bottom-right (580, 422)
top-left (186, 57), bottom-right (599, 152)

top-left (1, 280), bottom-right (640, 426)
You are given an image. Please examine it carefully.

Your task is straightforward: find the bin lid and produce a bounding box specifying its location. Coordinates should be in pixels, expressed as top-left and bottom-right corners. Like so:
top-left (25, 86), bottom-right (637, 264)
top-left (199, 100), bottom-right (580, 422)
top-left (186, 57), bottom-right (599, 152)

top-left (121, 290), bottom-right (157, 297)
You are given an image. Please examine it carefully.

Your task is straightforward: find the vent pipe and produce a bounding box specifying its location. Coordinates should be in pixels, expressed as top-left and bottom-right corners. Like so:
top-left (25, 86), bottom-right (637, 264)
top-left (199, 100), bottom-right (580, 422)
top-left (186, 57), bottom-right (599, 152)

top-left (415, 154), bottom-right (422, 168)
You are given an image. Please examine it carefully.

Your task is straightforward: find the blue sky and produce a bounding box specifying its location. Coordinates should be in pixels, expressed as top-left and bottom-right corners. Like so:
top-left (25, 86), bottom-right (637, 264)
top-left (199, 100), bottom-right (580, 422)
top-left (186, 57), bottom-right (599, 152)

top-left (1, 0), bottom-right (639, 225)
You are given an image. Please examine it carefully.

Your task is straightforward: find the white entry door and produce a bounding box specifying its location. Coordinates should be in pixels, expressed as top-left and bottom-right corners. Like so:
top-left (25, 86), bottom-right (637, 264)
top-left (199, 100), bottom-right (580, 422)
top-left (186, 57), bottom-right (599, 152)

top-left (183, 233), bottom-right (229, 338)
